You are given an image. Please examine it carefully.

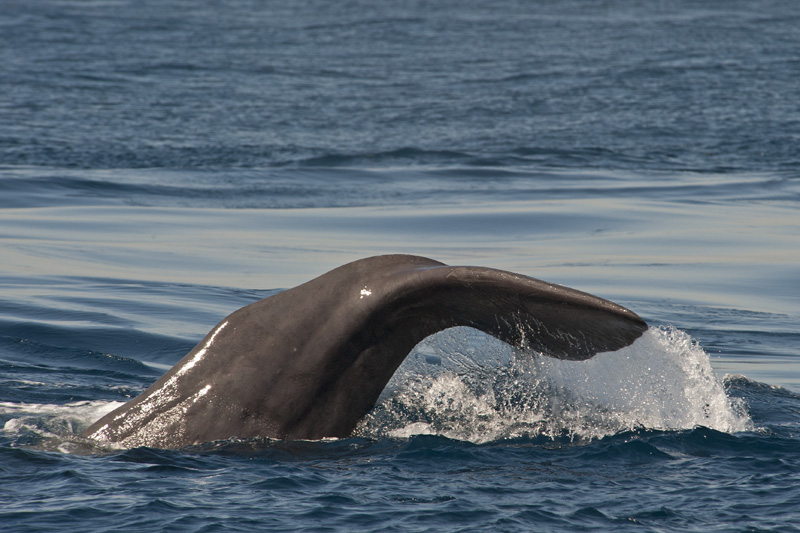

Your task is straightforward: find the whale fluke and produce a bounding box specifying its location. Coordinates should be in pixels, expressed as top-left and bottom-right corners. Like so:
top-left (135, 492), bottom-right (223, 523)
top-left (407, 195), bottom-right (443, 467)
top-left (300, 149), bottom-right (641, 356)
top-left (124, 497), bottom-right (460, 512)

top-left (83, 255), bottom-right (647, 448)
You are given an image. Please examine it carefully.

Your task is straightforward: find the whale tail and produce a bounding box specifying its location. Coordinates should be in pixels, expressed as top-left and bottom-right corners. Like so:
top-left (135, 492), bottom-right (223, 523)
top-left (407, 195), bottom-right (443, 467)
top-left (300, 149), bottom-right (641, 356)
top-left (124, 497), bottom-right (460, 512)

top-left (82, 255), bottom-right (647, 447)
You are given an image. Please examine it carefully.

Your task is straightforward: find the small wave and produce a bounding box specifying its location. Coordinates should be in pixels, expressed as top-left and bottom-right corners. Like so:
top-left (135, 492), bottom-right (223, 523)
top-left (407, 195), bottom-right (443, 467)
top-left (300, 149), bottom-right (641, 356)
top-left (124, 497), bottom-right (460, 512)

top-left (289, 147), bottom-right (483, 169)
top-left (356, 326), bottom-right (752, 444)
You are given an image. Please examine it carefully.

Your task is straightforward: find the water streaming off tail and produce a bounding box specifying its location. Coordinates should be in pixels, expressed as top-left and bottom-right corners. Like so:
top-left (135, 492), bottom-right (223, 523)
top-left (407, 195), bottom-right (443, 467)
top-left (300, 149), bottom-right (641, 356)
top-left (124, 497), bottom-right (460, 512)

top-left (357, 326), bottom-right (752, 443)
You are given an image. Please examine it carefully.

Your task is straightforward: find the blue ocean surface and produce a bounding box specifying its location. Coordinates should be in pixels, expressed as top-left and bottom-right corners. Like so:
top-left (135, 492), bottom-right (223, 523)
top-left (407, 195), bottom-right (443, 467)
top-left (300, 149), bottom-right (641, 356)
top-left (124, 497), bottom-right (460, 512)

top-left (2, 0), bottom-right (799, 531)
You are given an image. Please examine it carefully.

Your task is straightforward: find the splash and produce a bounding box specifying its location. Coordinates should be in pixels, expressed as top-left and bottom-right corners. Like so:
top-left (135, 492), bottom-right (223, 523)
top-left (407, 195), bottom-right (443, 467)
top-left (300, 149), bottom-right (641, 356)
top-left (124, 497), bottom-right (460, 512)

top-left (1, 400), bottom-right (123, 453)
top-left (355, 326), bottom-right (752, 443)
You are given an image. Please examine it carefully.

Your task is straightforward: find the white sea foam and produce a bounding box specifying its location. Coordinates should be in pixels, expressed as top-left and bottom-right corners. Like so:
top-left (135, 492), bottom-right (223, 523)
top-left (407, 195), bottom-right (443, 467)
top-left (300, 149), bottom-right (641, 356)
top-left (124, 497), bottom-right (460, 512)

top-left (356, 326), bottom-right (752, 443)
top-left (1, 400), bottom-right (124, 452)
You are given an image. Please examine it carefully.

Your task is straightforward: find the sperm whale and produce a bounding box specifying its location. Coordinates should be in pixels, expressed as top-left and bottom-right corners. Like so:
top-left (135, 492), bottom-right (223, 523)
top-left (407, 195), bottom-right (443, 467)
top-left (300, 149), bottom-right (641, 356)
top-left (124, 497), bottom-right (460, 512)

top-left (83, 255), bottom-right (647, 448)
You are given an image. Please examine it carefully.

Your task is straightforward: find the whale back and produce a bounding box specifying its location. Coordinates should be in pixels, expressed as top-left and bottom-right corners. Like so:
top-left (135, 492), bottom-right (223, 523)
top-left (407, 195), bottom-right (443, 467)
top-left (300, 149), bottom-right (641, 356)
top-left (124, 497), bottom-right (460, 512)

top-left (83, 255), bottom-right (647, 447)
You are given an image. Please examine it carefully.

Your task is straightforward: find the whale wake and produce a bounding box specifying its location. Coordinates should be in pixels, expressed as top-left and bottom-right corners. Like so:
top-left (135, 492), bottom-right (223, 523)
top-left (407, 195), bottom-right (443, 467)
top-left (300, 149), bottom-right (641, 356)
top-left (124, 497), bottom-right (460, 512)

top-left (2, 326), bottom-right (752, 451)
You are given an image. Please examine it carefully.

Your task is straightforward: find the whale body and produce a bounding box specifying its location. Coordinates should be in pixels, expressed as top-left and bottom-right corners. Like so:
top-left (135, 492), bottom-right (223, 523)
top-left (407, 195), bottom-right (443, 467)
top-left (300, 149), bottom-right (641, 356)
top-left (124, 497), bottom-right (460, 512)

top-left (83, 255), bottom-right (647, 448)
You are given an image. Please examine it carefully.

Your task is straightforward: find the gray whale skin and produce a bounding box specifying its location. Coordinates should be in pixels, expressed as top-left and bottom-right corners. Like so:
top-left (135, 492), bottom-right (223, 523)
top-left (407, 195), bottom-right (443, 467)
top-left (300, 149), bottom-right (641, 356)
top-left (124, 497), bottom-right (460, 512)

top-left (83, 255), bottom-right (647, 448)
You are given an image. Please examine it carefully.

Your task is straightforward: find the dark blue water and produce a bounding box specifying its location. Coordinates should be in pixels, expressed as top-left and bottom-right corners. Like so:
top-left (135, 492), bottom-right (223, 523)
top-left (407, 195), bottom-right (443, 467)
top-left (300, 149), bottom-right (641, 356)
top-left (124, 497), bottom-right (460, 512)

top-left (2, 0), bottom-right (800, 530)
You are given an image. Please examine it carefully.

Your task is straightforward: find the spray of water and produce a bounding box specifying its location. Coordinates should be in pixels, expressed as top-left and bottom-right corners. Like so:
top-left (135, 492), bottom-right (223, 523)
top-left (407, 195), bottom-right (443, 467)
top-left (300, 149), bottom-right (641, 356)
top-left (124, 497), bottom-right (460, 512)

top-left (355, 326), bottom-right (752, 443)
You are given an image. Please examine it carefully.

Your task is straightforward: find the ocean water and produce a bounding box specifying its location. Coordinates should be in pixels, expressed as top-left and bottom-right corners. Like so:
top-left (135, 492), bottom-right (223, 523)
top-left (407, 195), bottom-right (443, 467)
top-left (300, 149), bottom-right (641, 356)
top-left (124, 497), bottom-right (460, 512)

top-left (2, 0), bottom-right (799, 531)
